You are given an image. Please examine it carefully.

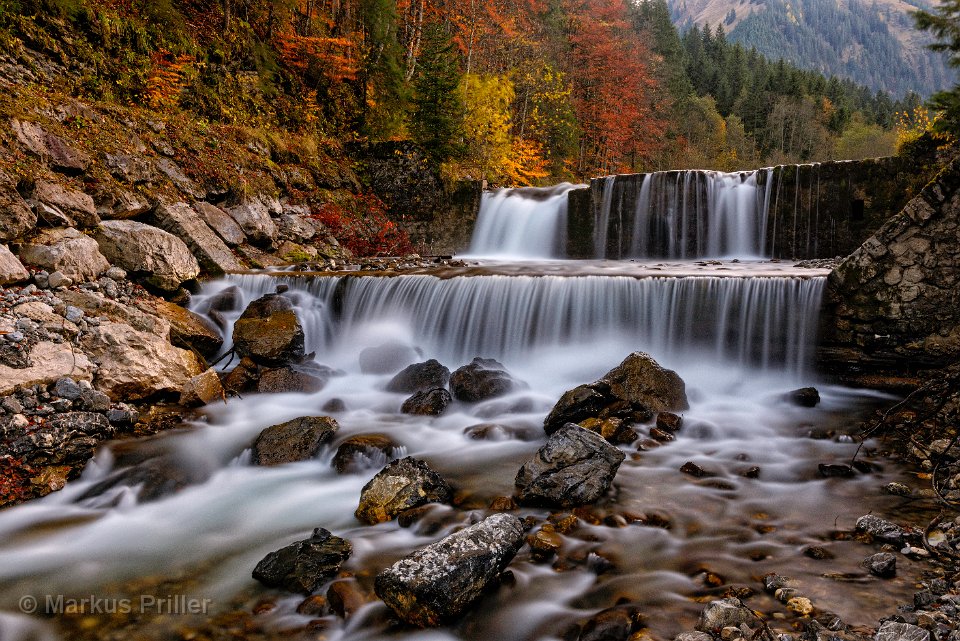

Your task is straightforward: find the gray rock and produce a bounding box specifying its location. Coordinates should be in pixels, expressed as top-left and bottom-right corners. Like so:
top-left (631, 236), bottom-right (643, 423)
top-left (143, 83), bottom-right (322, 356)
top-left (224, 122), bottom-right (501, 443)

top-left (0, 244), bottom-right (29, 285)
top-left (79, 388), bottom-right (111, 412)
top-left (355, 456), bottom-right (452, 524)
top-left (18, 228), bottom-right (110, 282)
top-left (277, 213), bottom-right (317, 241)
top-left (94, 220), bottom-right (200, 292)
top-left (106, 405), bottom-right (138, 425)
top-left (104, 153), bottom-right (156, 184)
top-left (47, 271), bottom-right (70, 288)
top-left (12, 118), bottom-right (91, 175)
top-left (156, 158), bottom-right (202, 198)
top-left (104, 266), bottom-right (127, 281)
top-left (96, 188), bottom-right (151, 219)
top-left (855, 514), bottom-right (908, 544)
top-left (251, 416), bottom-right (339, 466)
top-left (30, 180), bottom-right (99, 228)
top-left (515, 423), bottom-right (625, 507)
top-left (874, 622), bottom-right (930, 641)
top-left (450, 357), bottom-right (519, 402)
top-left (676, 633), bottom-right (715, 641)
top-left (386, 359), bottom-right (451, 393)
top-left (53, 377), bottom-right (82, 400)
top-left (233, 293), bottom-right (305, 366)
top-left (861, 552), bottom-right (896, 577)
top-left (148, 202), bottom-right (242, 275)
top-left (64, 305), bottom-right (84, 323)
top-left (400, 388), bottom-right (452, 415)
top-left (0, 171), bottom-right (37, 241)
top-left (374, 513), bottom-right (524, 626)
top-left (194, 201), bottom-right (246, 247)
top-left (696, 598), bottom-right (756, 633)
top-left (226, 198), bottom-right (277, 247)
top-left (252, 527), bottom-right (352, 594)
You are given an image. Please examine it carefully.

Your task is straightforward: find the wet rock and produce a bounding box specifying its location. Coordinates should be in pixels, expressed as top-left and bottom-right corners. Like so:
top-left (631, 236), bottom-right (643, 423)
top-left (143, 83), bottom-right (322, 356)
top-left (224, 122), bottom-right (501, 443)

top-left (676, 633), bottom-right (714, 641)
top-left (544, 352), bottom-right (686, 434)
top-left (0, 244), bottom-right (30, 285)
top-left (106, 405), bottom-right (138, 425)
top-left (515, 423), bottom-right (625, 507)
top-left (179, 369), bottom-right (225, 407)
top-left (148, 202), bottom-right (243, 275)
top-left (680, 461), bottom-right (713, 478)
top-left (386, 359), bottom-right (451, 393)
top-left (401, 388), bottom-right (452, 415)
top-left (144, 298), bottom-right (224, 359)
top-left (786, 387), bottom-right (820, 407)
top-left (19, 228), bottom-right (110, 282)
top-left (323, 398), bottom-right (347, 413)
top-left (359, 341), bottom-right (420, 374)
top-left (194, 201), bottom-right (246, 247)
top-left (79, 388), bottom-right (111, 412)
top-left (251, 416), bottom-right (339, 466)
top-left (763, 574), bottom-right (793, 593)
top-left (222, 357), bottom-right (259, 395)
top-left (327, 578), bottom-right (369, 619)
top-left (527, 526), bottom-right (562, 562)
top-left (232, 293), bottom-right (305, 366)
top-left (374, 513), bottom-right (524, 626)
top-left (449, 357), bottom-right (519, 402)
top-left (862, 552), bottom-right (897, 578)
top-left (819, 464), bottom-right (855, 478)
top-left (30, 180), bottom-right (99, 228)
top-left (696, 598), bottom-right (756, 633)
top-left (649, 426), bottom-right (675, 442)
top-left (355, 456), bottom-right (452, 524)
top-left (579, 416), bottom-right (638, 444)
top-left (657, 412), bottom-right (683, 432)
top-left (332, 434), bottom-right (395, 474)
top-left (804, 546), bottom-right (834, 560)
top-left (874, 622), bottom-right (930, 641)
top-left (884, 482), bottom-right (911, 496)
top-left (463, 423), bottom-right (538, 441)
top-left (205, 285), bottom-right (243, 313)
top-left (77, 456), bottom-right (199, 503)
top-left (94, 220), bottom-right (200, 292)
top-left (81, 320), bottom-right (204, 400)
top-left (575, 604), bottom-right (645, 641)
top-left (257, 364), bottom-right (329, 394)
top-left (787, 596), bottom-right (814, 615)
top-left (252, 527), bottom-right (352, 594)
top-left (855, 514), bottom-right (908, 544)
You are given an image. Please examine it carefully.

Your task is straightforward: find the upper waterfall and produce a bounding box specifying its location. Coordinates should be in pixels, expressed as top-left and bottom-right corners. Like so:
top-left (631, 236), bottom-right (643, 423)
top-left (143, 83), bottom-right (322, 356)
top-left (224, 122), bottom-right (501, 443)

top-left (467, 183), bottom-right (583, 259)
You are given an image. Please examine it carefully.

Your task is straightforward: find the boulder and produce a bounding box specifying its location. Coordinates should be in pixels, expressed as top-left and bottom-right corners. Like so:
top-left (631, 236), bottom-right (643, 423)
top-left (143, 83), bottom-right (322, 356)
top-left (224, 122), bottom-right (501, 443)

top-left (786, 387), bottom-right (821, 407)
top-left (81, 320), bottom-right (205, 400)
top-left (251, 416), bottom-right (339, 466)
top-left (30, 180), bottom-right (99, 228)
top-left (12, 118), bottom-right (91, 175)
top-left (874, 622), bottom-right (930, 641)
top-left (18, 228), bottom-right (110, 282)
top-left (9, 411), bottom-right (113, 466)
top-left (332, 434), bottom-right (395, 474)
top-left (695, 598), bottom-right (756, 633)
top-left (179, 369), bottom-right (225, 407)
top-left (374, 513), bottom-right (524, 626)
top-left (104, 153), bottom-right (156, 184)
top-left (386, 359), bottom-right (451, 393)
top-left (140, 298), bottom-right (224, 358)
top-left (400, 388), bottom-right (452, 416)
top-left (449, 357), bottom-right (519, 402)
top-left (59, 289), bottom-right (168, 337)
top-left (544, 352), bottom-right (687, 435)
top-left (355, 456), bottom-right (452, 524)
top-left (221, 357), bottom-right (259, 395)
top-left (0, 244), bottom-right (29, 284)
top-left (252, 527), bottom-right (352, 594)
top-left (515, 423), bottom-right (625, 507)
top-left (861, 552), bottom-right (896, 578)
top-left (94, 220), bottom-right (200, 292)
top-left (855, 514), bottom-right (908, 545)
top-left (194, 201), bottom-right (246, 247)
top-left (359, 342), bottom-right (419, 374)
top-left (256, 363), bottom-right (330, 394)
top-left (95, 188), bottom-right (151, 219)
top-left (0, 341), bottom-right (95, 396)
top-left (156, 158), bottom-right (202, 198)
top-left (232, 293), bottom-right (305, 366)
top-left (226, 198), bottom-right (277, 247)
top-left (0, 171), bottom-right (37, 241)
top-left (148, 202), bottom-right (243, 275)
top-left (277, 213), bottom-right (317, 241)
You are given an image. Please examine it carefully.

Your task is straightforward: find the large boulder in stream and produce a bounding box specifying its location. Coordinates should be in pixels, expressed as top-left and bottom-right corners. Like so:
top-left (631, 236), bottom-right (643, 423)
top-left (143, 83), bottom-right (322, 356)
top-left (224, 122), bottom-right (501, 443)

top-left (252, 527), bottom-right (352, 594)
top-left (387, 359), bottom-right (451, 393)
top-left (355, 456), bottom-right (453, 524)
top-left (449, 357), bottom-right (520, 402)
top-left (544, 352), bottom-right (688, 435)
top-left (401, 388), bottom-right (452, 415)
top-left (515, 423), bottom-right (625, 507)
top-left (251, 416), bottom-right (339, 466)
top-left (232, 293), bottom-right (305, 366)
top-left (374, 513), bottom-right (524, 626)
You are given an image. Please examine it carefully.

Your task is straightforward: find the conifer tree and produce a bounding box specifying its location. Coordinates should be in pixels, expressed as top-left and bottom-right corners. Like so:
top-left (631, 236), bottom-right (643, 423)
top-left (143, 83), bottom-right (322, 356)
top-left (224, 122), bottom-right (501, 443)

top-left (411, 22), bottom-right (465, 163)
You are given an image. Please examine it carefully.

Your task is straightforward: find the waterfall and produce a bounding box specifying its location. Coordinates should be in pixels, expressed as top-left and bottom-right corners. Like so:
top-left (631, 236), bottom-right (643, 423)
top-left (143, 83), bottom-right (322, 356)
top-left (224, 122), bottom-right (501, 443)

top-left (595, 169), bottom-right (773, 259)
top-left (467, 183), bottom-right (583, 259)
top-left (207, 272), bottom-right (826, 377)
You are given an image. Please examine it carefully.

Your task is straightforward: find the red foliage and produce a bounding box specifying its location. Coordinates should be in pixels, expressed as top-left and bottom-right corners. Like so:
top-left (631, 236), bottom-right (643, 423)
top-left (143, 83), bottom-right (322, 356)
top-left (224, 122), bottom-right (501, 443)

top-left (566, 0), bottom-right (665, 174)
top-left (0, 456), bottom-right (37, 508)
top-left (312, 194), bottom-right (414, 257)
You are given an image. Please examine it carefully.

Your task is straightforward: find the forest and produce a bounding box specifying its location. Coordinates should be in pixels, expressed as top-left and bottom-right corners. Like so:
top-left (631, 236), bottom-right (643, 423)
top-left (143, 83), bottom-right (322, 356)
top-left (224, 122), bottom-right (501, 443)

top-left (0, 0), bottom-right (940, 183)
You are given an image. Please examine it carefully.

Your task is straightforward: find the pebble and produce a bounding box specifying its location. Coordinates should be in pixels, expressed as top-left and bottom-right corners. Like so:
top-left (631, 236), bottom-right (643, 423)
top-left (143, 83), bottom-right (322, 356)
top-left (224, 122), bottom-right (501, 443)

top-left (6, 331), bottom-right (24, 342)
top-left (47, 271), bottom-right (70, 288)
top-left (53, 377), bottom-right (82, 401)
top-left (64, 306), bottom-right (84, 323)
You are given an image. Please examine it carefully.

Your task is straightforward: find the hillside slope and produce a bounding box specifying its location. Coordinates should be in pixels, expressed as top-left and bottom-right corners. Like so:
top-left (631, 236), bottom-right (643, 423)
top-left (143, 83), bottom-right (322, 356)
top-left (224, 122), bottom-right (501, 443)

top-left (668, 0), bottom-right (954, 97)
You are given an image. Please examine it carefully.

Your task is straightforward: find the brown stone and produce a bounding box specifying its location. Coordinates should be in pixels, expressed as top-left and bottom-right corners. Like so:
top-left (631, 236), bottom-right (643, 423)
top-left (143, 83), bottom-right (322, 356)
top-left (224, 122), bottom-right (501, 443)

top-left (233, 293), bottom-right (305, 366)
top-left (332, 434), bottom-right (395, 474)
top-left (251, 416), bottom-right (339, 466)
top-left (179, 369), bottom-right (225, 407)
top-left (355, 457), bottom-right (452, 524)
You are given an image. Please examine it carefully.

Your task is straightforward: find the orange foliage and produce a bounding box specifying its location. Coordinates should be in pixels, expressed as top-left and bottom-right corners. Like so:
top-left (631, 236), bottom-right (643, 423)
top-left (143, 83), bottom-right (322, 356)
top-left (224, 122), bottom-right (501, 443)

top-left (144, 49), bottom-right (192, 110)
top-left (274, 32), bottom-right (359, 83)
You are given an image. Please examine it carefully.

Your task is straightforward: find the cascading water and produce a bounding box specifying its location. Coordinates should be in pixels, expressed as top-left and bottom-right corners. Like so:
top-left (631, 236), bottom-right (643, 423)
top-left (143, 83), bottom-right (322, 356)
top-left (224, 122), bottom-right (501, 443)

top-left (0, 174), bottom-right (918, 641)
top-left (467, 183), bottom-right (583, 259)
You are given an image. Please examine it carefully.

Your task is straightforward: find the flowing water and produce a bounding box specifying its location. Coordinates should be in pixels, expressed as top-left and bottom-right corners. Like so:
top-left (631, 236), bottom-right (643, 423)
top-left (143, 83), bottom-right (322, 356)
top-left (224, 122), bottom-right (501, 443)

top-left (0, 184), bottom-right (930, 641)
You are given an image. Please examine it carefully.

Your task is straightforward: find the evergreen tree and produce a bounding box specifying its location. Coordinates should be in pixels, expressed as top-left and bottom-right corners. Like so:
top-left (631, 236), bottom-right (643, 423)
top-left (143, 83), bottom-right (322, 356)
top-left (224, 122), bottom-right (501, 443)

top-left (410, 22), bottom-right (464, 163)
top-left (359, 0), bottom-right (408, 139)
